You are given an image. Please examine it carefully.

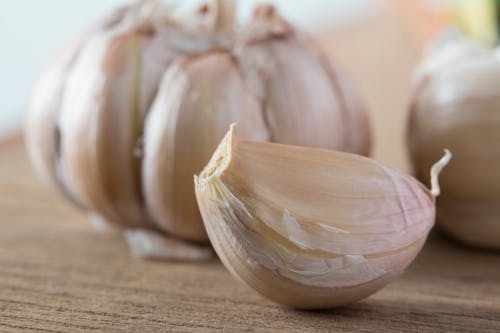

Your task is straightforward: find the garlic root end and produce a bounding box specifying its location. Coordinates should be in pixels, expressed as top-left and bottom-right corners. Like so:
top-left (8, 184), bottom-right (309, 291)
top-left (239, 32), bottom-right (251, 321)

top-left (124, 229), bottom-right (213, 261)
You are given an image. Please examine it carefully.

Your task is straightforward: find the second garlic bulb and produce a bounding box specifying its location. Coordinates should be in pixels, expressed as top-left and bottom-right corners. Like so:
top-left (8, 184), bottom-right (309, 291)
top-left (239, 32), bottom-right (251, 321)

top-left (408, 32), bottom-right (500, 249)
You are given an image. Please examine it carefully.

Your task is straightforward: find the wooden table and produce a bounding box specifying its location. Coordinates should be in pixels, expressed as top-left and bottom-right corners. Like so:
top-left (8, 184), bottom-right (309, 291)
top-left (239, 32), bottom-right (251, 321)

top-left (1, 12), bottom-right (500, 333)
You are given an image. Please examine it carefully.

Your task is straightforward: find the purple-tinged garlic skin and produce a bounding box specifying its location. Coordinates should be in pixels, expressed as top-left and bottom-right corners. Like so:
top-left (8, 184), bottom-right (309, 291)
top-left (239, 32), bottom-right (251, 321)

top-left (408, 33), bottom-right (500, 249)
top-left (195, 125), bottom-right (448, 308)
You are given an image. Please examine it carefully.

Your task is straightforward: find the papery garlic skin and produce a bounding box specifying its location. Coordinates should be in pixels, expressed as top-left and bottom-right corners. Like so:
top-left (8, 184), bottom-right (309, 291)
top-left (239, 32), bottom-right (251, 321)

top-left (195, 125), bottom-right (443, 309)
top-left (409, 33), bottom-right (500, 248)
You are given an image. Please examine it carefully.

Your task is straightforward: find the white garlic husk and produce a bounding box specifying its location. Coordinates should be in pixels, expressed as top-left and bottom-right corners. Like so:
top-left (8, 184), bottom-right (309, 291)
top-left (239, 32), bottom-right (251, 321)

top-left (195, 125), bottom-right (450, 309)
top-left (408, 31), bottom-right (500, 249)
top-left (25, 1), bottom-right (371, 260)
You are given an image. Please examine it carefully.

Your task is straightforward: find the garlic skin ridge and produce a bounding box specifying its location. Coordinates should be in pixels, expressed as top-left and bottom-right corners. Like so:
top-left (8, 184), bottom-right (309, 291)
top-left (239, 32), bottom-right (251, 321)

top-left (195, 125), bottom-right (450, 309)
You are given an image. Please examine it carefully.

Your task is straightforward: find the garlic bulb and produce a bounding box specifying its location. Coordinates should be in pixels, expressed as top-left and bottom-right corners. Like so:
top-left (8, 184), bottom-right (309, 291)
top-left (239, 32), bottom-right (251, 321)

top-left (408, 32), bottom-right (500, 249)
top-left (25, 0), bottom-right (225, 220)
top-left (25, 0), bottom-right (371, 258)
top-left (195, 124), bottom-right (450, 309)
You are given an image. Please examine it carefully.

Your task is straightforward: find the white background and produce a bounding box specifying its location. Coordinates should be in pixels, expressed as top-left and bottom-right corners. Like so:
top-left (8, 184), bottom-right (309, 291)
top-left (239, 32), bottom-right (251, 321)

top-left (0, 0), bottom-right (376, 138)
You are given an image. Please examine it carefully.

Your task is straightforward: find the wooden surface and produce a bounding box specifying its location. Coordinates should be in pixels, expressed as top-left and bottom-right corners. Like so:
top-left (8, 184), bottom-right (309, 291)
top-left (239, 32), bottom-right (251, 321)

top-left (2, 11), bottom-right (500, 333)
top-left (1, 142), bottom-right (500, 332)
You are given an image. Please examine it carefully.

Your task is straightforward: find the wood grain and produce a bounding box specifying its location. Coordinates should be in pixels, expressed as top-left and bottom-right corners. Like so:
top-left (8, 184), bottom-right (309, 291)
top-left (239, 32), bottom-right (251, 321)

top-left (1, 12), bottom-right (500, 333)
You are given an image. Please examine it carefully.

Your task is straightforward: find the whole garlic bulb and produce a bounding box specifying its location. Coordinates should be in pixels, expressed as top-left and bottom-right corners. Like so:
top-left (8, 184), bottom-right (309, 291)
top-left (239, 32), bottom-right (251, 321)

top-left (195, 125), bottom-right (450, 309)
top-left (25, 1), bottom-right (371, 257)
top-left (408, 32), bottom-right (500, 249)
top-left (25, 1), bottom-right (226, 226)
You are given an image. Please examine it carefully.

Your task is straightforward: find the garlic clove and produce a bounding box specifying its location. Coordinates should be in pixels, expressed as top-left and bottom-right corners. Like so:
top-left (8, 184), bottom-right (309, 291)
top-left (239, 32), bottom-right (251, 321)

top-left (58, 26), bottom-right (148, 228)
top-left (25, 44), bottom-right (82, 206)
top-left (142, 51), bottom-right (269, 242)
top-left (234, 5), bottom-right (370, 155)
top-left (320, 57), bottom-right (372, 156)
top-left (24, 6), bottom-right (130, 206)
top-left (195, 125), bottom-right (449, 309)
